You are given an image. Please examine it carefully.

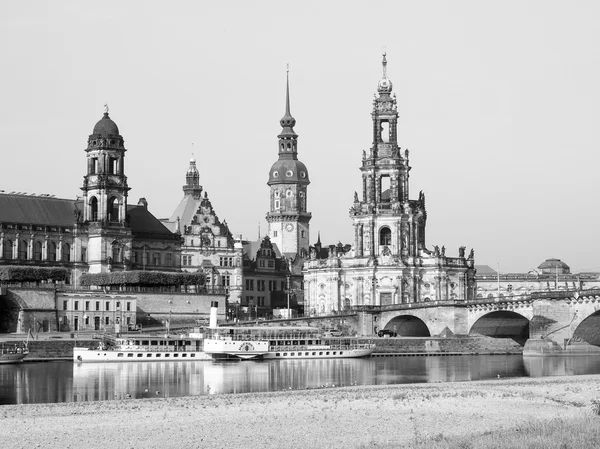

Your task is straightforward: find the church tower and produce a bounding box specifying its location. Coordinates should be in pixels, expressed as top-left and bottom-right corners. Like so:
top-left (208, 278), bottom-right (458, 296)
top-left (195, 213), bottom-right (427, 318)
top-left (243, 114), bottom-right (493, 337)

top-left (266, 71), bottom-right (311, 259)
top-left (350, 53), bottom-right (426, 261)
top-left (81, 105), bottom-right (133, 273)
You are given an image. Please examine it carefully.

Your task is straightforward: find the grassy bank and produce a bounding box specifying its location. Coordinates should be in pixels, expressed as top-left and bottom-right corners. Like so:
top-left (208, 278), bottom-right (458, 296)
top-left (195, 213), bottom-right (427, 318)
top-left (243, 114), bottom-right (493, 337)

top-left (1, 375), bottom-right (599, 448)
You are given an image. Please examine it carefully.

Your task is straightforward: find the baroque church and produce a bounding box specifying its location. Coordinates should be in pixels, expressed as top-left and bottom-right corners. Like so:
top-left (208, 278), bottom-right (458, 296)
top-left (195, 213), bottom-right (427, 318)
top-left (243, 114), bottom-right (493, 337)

top-left (0, 106), bottom-right (182, 284)
top-left (303, 55), bottom-right (477, 316)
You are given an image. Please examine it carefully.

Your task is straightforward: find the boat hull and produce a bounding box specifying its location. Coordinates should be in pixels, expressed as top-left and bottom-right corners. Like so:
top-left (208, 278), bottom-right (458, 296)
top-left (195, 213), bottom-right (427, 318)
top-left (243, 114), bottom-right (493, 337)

top-left (0, 353), bottom-right (28, 364)
top-left (73, 347), bottom-right (212, 363)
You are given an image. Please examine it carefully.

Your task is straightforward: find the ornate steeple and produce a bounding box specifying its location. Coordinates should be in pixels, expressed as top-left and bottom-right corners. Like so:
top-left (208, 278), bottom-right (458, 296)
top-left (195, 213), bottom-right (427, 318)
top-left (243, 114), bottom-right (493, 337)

top-left (277, 67), bottom-right (298, 158)
top-left (266, 67), bottom-right (311, 259)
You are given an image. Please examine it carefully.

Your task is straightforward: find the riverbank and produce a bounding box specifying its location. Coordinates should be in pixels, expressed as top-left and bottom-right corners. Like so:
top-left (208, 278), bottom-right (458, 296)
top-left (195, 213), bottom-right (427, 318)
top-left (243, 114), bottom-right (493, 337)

top-left (1, 375), bottom-right (599, 449)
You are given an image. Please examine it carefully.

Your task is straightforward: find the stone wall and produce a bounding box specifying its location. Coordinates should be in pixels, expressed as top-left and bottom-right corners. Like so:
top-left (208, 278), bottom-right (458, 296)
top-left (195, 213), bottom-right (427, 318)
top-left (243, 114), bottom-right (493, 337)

top-left (363, 336), bottom-right (523, 355)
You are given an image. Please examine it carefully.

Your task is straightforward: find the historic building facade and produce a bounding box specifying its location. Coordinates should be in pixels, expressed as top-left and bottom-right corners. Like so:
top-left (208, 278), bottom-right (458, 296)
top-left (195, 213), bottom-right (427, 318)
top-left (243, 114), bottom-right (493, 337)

top-left (162, 157), bottom-right (243, 304)
top-left (303, 55), bottom-right (477, 316)
top-left (0, 107), bottom-right (182, 285)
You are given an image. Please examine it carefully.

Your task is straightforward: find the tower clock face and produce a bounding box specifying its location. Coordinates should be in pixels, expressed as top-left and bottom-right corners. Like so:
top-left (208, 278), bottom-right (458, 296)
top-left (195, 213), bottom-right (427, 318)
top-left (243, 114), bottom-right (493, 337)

top-left (285, 223), bottom-right (294, 232)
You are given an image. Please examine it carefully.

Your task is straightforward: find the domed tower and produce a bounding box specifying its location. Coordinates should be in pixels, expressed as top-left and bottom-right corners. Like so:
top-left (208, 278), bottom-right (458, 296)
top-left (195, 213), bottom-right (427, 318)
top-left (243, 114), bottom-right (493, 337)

top-left (81, 105), bottom-right (133, 273)
top-left (183, 155), bottom-right (203, 199)
top-left (266, 70), bottom-right (311, 259)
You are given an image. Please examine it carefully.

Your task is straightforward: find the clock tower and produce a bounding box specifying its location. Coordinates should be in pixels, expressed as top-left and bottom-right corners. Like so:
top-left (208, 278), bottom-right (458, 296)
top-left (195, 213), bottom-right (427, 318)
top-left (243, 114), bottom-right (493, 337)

top-left (266, 70), bottom-right (311, 259)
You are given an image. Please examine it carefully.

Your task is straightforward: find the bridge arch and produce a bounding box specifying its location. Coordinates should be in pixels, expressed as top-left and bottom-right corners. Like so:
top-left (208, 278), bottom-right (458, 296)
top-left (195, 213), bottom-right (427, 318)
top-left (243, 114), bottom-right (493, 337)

top-left (382, 315), bottom-right (431, 337)
top-left (572, 310), bottom-right (600, 346)
top-left (469, 311), bottom-right (530, 345)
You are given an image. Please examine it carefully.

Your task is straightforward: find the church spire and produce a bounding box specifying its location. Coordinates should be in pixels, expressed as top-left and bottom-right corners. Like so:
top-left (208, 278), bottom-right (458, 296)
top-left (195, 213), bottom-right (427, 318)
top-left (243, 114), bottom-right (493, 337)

top-left (278, 66), bottom-right (298, 147)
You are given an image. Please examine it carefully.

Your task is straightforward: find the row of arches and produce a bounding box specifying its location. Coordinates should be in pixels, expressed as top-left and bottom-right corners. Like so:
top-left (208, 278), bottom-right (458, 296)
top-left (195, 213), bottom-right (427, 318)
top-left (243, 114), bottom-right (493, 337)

top-left (2, 239), bottom-right (71, 262)
top-left (380, 310), bottom-right (600, 347)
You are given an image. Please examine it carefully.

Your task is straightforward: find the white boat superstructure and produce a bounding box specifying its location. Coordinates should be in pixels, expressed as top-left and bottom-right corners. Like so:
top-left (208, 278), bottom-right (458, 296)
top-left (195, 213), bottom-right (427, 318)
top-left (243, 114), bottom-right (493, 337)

top-left (203, 327), bottom-right (375, 360)
top-left (73, 331), bottom-right (212, 362)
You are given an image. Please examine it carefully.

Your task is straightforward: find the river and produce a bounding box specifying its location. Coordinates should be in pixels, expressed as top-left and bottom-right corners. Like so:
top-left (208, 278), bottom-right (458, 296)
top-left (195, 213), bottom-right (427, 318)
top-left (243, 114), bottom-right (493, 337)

top-left (2, 355), bottom-right (600, 405)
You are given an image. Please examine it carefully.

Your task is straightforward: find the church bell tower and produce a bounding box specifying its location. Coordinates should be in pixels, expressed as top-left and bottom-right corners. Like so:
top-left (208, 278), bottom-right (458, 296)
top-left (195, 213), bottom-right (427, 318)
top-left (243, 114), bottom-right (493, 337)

top-left (266, 70), bottom-right (311, 259)
top-left (81, 105), bottom-right (133, 273)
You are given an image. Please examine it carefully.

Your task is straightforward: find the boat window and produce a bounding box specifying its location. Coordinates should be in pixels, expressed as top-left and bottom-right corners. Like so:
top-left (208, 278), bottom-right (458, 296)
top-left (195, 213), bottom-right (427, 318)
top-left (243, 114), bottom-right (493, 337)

top-left (305, 352), bottom-right (309, 356)
top-left (191, 354), bottom-right (196, 357)
top-left (146, 354), bottom-right (152, 357)
top-left (165, 354), bottom-right (170, 357)
top-left (333, 352), bottom-right (336, 355)
top-left (312, 352), bottom-right (316, 355)
top-left (340, 352), bottom-right (343, 355)
top-left (292, 341), bottom-right (298, 345)
top-left (156, 354), bottom-right (161, 357)
top-left (276, 353), bottom-right (280, 357)
top-left (127, 354), bottom-right (134, 357)
top-left (283, 353), bottom-right (287, 356)
top-left (285, 341), bottom-right (290, 346)
top-left (182, 354), bottom-right (187, 357)
top-left (174, 354), bottom-right (179, 357)
top-left (142, 341), bottom-right (149, 345)
top-left (300, 341), bottom-right (305, 345)
top-left (326, 352), bottom-right (330, 355)
top-left (117, 353), bottom-right (124, 357)
top-left (319, 352), bottom-right (323, 355)
top-left (151, 341), bottom-right (157, 345)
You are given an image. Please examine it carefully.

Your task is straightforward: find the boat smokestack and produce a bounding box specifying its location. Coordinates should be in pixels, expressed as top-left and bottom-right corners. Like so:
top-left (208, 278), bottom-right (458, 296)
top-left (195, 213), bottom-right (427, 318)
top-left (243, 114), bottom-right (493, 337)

top-left (209, 301), bottom-right (218, 329)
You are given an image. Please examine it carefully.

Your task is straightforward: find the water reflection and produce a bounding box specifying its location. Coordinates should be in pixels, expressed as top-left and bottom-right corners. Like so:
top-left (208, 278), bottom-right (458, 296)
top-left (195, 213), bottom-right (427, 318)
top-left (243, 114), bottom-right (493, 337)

top-left (2, 355), bottom-right (600, 405)
top-left (524, 355), bottom-right (600, 377)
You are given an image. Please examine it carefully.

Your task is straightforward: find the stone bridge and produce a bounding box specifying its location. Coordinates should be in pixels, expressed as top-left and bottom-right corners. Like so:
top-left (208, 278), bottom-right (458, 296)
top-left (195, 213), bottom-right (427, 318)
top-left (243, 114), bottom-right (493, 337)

top-left (353, 289), bottom-right (600, 348)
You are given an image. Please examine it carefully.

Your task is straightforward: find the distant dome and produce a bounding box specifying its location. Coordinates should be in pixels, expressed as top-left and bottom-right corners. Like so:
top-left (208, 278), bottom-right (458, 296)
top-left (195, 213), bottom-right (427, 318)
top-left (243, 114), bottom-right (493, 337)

top-left (537, 258), bottom-right (570, 274)
top-left (93, 113), bottom-right (120, 136)
top-left (268, 159), bottom-right (310, 185)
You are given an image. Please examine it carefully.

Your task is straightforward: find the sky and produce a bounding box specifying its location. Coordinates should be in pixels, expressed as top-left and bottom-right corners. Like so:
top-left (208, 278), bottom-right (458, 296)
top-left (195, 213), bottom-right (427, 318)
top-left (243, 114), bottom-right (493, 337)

top-left (1, 1), bottom-right (600, 274)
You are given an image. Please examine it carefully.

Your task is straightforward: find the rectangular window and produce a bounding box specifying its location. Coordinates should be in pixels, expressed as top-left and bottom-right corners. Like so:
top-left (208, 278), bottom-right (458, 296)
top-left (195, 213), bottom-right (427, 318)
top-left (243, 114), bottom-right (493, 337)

top-left (126, 302), bottom-right (131, 311)
top-left (74, 301), bottom-right (79, 311)
top-left (85, 301), bottom-right (90, 311)
top-left (105, 301), bottom-right (110, 311)
top-left (269, 280), bottom-right (275, 291)
top-left (222, 275), bottom-right (230, 287)
top-left (63, 300), bottom-right (68, 311)
top-left (245, 279), bottom-right (254, 291)
top-left (268, 260), bottom-right (274, 268)
top-left (301, 230), bottom-right (305, 238)
top-left (274, 200), bottom-right (280, 210)
top-left (219, 257), bottom-right (224, 267)
top-left (95, 301), bottom-right (100, 311)
top-left (274, 231), bottom-right (278, 237)
top-left (105, 317), bottom-right (109, 325)
top-left (153, 253), bottom-right (160, 266)
top-left (166, 253), bottom-right (172, 266)
top-left (257, 280), bottom-right (265, 291)
top-left (259, 260), bottom-right (265, 268)
top-left (81, 247), bottom-right (87, 262)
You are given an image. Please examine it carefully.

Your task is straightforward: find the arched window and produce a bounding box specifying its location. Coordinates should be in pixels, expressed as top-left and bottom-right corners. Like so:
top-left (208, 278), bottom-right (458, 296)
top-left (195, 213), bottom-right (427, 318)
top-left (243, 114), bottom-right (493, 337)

top-left (112, 243), bottom-right (120, 263)
top-left (48, 242), bottom-right (57, 261)
top-left (3, 239), bottom-right (13, 259)
top-left (62, 243), bottom-right (71, 262)
top-left (90, 197), bottom-right (98, 221)
top-left (379, 227), bottom-right (391, 246)
top-left (19, 240), bottom-right (28, 260)
top-left (108, 197), bottom-right (119, 222)
top-left (34, 241), bottom-right (43, 260)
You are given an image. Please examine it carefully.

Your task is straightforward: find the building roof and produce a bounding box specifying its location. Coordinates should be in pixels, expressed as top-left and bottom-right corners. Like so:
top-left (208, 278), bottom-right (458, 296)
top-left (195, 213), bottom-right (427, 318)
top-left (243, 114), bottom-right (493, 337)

top-left (474, 265), bottom-right (497, 275)
top-left (167, 194), bottom-right (203, 229)
top-left (0, 193), bottom-right (80, 227)
top-left (127, 205), bottom-right (178, 240)
top-left (92, 112), bottom-right (120, 136)
top-left (537, 258), bottom-right (570, 273)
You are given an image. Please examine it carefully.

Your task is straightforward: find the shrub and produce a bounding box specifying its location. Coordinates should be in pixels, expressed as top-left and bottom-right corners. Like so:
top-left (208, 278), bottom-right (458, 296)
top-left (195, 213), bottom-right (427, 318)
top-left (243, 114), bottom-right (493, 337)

top-left (80, 270), bottom-right (205, 287)
top-left (0, 266), bottom-right (68, 282)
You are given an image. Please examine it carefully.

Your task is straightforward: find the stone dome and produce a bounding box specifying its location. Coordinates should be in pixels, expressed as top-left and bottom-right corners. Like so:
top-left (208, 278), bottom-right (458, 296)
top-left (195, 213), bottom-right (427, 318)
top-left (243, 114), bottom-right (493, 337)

top-left (93, 113), bottom-right (120, 136)
top-left (537, 258), bottom-right (571, 274)
top-left (268, 159), bottom-right (310, 185)
top-left (377, 77), bottom-right (393, 93)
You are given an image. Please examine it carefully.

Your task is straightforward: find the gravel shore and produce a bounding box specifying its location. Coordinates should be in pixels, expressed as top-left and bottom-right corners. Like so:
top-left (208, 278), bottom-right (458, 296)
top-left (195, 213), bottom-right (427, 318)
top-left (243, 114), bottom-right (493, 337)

top-left (1, 375), bottom-right (599, 449)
